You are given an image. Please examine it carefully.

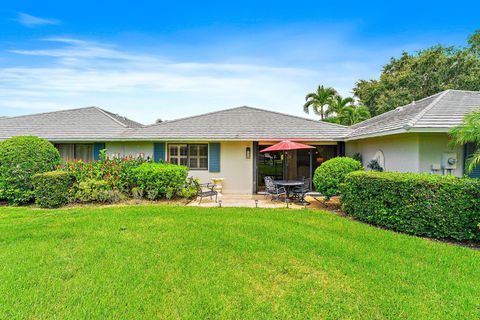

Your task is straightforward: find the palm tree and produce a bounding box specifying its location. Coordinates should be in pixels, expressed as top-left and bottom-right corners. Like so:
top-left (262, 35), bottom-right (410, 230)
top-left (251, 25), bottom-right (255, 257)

top-left (303, 85), bottom-right (338, 120)
top-left (338, 105), bottom-right (371, 126)
top-left (327, 96), bottom-right (354, 118)
top-left (450, 110), bottom-right (480, 173)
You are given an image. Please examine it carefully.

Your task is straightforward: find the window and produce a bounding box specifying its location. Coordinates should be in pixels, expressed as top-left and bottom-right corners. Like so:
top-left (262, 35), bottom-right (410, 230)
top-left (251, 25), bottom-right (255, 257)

top-left (168, 144), bottom-right (188, 166)
top-left (168, 144), bottom-right (208, 170)
top-left (55, 144), bottom-right (93, 163)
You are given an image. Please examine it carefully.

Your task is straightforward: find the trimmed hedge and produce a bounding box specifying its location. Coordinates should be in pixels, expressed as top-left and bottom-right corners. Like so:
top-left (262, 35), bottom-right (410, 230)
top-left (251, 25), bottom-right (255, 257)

top-left (341, 171), bottom-right (480, 241)
top-left (131, 163), bottom-right (188, 199)
top-left (0, 136), bottom-right (61, 205)
top-left (32, 171), bottom-right (74, 208)
top-left (313, 157), bottom-right (363, 200)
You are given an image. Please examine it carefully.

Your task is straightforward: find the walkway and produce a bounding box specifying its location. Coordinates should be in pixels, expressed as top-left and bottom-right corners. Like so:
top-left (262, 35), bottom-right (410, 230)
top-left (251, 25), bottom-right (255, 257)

top-left (186, 194), bottom-right (334, 209)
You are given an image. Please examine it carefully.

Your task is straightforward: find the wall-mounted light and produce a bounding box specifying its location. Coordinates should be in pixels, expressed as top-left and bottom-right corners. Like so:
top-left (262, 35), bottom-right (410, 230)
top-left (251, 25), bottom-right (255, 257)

top-left (246, 147), bottom-right (251, 159)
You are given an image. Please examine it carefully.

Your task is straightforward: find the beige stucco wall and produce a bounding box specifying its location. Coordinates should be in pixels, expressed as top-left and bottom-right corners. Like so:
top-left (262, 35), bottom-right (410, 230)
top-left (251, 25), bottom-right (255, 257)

top-left (188, 141), bottom-right (253, 194)
top-left (105, 141), bottom-right (154, 159)
top-left (346, 132), bottom-right (465, 177)
top-left (418, 133), bottom-right (464, 177)
top-left (106, 140), bottom-right (254, 194)
top-left (346, 133), bottom-right (420, 173)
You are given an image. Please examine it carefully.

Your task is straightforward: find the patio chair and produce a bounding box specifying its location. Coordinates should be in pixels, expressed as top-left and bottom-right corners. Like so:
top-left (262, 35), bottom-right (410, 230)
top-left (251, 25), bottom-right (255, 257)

top-left (264, 176), bottom-right (286, 201)
top-left (292, 178), bottom-right (310, 205)
top-left (192, 179), bottom-right (218, 204)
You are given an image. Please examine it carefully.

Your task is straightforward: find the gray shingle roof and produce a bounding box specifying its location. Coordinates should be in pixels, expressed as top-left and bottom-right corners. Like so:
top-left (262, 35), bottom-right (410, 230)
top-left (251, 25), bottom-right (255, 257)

top-left (131, 106), bottom-right (349, 141)
top-left (347, 90), bottom-right (480, 140)
top-left (1, 91), bottom-right (479, 142)
top-left (0, 107), bottom-right (141, 141)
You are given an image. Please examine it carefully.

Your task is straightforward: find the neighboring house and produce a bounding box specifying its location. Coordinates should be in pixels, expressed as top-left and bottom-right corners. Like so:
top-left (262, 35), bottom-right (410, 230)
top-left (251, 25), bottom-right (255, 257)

top-left (345, 90), bottom-right (480, 178)
top-left (0, 89), bottom-right (478, 194)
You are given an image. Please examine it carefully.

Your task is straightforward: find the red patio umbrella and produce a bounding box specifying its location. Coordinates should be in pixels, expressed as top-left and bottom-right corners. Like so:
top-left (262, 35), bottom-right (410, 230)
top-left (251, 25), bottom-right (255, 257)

top-left (260, 140), bottom-right (315, 181)
top-left (260, 140), bottom-right (315, 153)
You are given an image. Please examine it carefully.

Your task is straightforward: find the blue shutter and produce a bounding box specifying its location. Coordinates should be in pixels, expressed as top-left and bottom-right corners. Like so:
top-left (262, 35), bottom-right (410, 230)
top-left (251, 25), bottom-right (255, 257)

top-left (464, 143), bottom-right (480, 178)
top-left (93, 143), bottom-right (106, 161)
top-left (154, 142), bottom-right (166, 162)
top-left (209, 143), bottom-right (220, 172)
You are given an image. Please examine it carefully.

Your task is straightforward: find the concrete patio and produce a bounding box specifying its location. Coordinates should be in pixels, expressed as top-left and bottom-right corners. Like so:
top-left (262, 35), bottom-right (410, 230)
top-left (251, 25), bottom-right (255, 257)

top-left (186, 194), bottom-right (329, 209)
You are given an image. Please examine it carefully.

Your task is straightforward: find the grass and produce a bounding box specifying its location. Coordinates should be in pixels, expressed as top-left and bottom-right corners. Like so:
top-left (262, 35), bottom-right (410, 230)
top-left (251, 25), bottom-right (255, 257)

top-left (0, 205), bottom-right (478, 319)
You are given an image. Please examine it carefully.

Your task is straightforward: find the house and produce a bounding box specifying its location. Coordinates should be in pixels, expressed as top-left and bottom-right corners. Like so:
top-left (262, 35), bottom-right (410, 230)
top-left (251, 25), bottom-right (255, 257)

top-left (0, 106), bottom-right (349, 194)
top-left (0, 89), bottom-right (478, 194)
top-left (345, 90), bottom-right (480, 178)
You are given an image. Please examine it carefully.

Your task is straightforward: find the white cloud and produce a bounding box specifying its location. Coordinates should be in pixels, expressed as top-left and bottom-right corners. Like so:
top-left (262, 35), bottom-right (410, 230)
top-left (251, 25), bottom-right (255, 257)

top-left (1, 38), bottom-right (336, 123)
top-left (15, 13), bottom-right (60, 27)
top-left (0, 27), bottom-right (408, 123)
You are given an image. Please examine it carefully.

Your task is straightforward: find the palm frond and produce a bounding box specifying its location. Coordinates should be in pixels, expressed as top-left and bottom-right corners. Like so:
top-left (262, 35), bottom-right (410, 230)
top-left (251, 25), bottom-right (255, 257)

top-left (303, 100), bottom-right (316, 113)
top-left (449, 110), bottom-right (480, 146)
top-left (466, 148), bottom-right (480, 174)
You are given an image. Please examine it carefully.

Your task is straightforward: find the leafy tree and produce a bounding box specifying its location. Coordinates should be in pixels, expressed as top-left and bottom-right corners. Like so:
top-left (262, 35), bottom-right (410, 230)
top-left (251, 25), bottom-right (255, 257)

top-left (468, 29), bottom-right (480, 55)
top-left (354, 31), bottom-right (480, 116)
top-left (303, 85), bottom-right (337, 120)
top-left (450, 110), bottom-right (480, 173)
top-left (338, 105), bottom-right (371, 126)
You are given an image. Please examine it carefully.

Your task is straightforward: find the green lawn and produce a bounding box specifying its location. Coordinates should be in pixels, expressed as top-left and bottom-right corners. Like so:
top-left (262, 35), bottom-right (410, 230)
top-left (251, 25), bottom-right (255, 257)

top-left (0, 205), bottom-right (478, 319)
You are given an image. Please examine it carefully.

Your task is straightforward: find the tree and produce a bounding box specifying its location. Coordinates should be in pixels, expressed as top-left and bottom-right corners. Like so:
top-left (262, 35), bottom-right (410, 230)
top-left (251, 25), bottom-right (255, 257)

top-left (449, 110), bottom-right (480, 174)
top-left (338, 105), bottom-right (371, 126)
top-left (327, 95), bottom-right (354, 117)
top-left (468, 29), bottom-right (480, 55)
top-left (303, 85), bottom-right (337, 120)
top-left (354, 31), bottom-right (480, 116)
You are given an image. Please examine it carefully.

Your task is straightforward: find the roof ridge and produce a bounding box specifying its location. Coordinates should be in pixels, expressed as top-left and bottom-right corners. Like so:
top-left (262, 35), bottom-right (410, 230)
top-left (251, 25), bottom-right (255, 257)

top-left (0, 106), bottom-right (99, 122)
top-left (349, 91), bottom-right (447, 131)
top-left (96, 107), bottom-right (144, 128)
top-left (145, 105), bottom-right (349, 129)
top-left (444, 89), bottom-right (480, 94)
top-left (406, 90), bottom-right (449, 128)
top-left (92, 107), bottom-right (130, 128)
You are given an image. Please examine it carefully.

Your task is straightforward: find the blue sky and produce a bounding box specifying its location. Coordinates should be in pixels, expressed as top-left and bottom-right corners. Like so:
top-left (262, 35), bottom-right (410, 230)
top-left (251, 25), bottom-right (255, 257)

top-left (0, 1), bottom-right (479, 124)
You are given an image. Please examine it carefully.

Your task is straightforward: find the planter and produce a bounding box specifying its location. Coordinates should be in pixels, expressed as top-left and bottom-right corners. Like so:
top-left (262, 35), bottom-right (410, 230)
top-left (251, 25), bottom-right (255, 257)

top-left (211, 178), bottom-right (224, 193)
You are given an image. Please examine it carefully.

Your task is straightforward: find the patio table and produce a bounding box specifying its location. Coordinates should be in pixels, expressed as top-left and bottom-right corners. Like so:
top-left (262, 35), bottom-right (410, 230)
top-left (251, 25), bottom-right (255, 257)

top-left (274, 180), bottom-right (304, 203)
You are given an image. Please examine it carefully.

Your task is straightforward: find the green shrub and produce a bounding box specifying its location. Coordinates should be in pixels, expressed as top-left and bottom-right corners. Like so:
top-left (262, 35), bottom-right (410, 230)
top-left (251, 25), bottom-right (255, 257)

top-left (64, 151), bottom-right (145, 194)
top-left (131, 163), bottom-right (188, 199)
top-left (32, 171), bottom-right (74, 208)
top-left (178, 177), bottom-right (200, 199)
top-left (0, 136), bottom-right (61, 205)
top-left (313, 157), bottom-right (363, 200)
top-left (340, 171), bottom-right (480, 241)
top-left (73, 179), bottom-right (121, 203)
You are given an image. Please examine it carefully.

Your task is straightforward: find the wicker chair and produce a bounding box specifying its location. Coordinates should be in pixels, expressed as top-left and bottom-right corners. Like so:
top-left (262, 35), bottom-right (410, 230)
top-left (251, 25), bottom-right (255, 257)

top-left (264, 176), bottom-right (286, 201)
